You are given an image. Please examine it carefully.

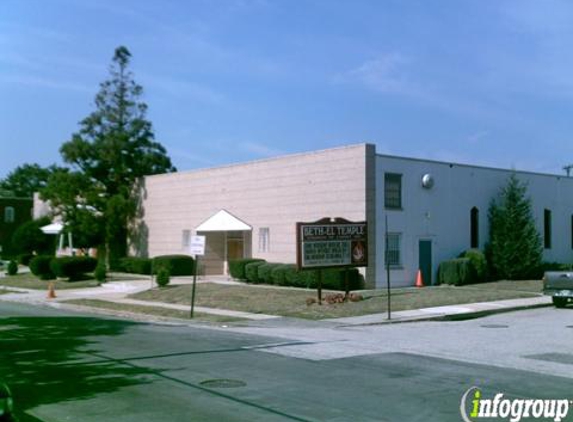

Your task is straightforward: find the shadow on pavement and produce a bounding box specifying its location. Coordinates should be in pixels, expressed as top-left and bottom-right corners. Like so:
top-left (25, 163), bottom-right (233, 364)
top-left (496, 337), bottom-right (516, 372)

top-left (0, 317), bottom-right (161, 421)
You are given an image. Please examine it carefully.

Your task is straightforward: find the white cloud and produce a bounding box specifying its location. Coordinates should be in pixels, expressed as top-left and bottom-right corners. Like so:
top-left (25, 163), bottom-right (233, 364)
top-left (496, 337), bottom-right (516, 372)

top-left (239, 141), bottom-right (285, 157)
top-left (335, 53), bottom-right (411, 95)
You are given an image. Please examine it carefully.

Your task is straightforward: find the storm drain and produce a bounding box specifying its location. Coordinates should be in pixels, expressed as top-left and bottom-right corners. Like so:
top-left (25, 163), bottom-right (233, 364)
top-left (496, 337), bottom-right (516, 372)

top-left (200, 379), bottom-right (247, 389)
top-left (480, 324), bottom-right (509, 329)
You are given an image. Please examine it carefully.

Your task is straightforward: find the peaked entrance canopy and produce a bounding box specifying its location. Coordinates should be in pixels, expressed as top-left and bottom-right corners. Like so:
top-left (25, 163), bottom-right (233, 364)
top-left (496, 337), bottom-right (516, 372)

top-left (40, 222), bottom-right (64, 235)
top-left (195, 209), bottom-right (251, 232)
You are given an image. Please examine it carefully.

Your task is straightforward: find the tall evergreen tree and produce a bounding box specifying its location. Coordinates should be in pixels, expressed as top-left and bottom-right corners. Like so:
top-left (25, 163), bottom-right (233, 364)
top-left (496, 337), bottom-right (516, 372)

top-left (487, 174), bottom-right (542, 280)
top-left (42, 46), bottom-right (176, 264)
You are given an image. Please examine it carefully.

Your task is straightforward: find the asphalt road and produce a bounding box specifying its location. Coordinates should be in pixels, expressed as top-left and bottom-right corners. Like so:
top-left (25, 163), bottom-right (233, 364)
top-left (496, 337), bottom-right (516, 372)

top-left (1, 301), bottom-right (572, 422)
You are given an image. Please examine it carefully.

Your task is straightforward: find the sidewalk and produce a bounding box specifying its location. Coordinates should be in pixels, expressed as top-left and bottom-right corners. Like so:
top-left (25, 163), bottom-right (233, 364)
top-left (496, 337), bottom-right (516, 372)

top-left (0, 276), bottom-right (553, 325)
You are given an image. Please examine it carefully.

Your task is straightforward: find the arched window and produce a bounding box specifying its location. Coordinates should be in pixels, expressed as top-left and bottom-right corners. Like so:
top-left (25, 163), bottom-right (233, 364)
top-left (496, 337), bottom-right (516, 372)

top-left (470, 207), bottom-right (479, 248)
top-left (4, 206), bottom-right (14, 223)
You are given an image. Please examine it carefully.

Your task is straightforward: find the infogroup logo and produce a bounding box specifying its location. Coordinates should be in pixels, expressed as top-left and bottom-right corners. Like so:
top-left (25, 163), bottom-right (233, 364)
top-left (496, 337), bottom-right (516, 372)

top-left (460, 387), bottom-right (572, 422)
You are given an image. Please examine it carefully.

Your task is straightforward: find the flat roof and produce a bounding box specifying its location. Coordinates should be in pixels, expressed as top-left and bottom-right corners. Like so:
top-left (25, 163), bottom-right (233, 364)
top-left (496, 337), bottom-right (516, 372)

top-left (145, 142), bottom-right (571, 182)
top-left (145, 143), bottom-right (368, 180)
top-left (375, 152), bottom-right (571, 181)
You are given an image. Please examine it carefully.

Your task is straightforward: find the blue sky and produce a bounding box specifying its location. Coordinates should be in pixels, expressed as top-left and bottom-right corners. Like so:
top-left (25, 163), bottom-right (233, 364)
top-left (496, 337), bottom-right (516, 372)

top-left (2, 0), bottom-right (573, 178)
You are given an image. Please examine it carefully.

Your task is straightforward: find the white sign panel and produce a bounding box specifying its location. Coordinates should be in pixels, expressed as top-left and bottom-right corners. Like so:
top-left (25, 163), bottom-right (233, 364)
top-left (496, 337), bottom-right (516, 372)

top-left (190, 235), bottom-right (206, 256)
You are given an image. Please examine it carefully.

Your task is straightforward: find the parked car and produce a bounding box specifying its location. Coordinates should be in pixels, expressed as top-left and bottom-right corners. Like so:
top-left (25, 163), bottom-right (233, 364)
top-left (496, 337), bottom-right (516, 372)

top-left (543, 272), bottom-right (573, 308)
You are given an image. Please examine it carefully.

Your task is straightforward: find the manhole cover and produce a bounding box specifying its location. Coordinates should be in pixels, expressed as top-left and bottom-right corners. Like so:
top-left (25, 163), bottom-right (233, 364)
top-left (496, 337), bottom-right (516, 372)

top-left (480, 324), bottom-right (509, 329)
top-left (567, 326), bottom-right (573, 329)
top-left (199, 379), bottom-right (246, 389)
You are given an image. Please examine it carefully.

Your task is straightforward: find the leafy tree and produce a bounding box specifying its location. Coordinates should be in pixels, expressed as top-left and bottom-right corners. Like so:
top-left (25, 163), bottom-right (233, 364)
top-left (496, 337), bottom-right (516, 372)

top-left (10, 216), bottom-right (54, 255)
top-left (0, 164), bottom-right (63, 198)
top-left (42, 46), bottom-right (175, 264)
top-left (486, 174), bottom-right (542, 280)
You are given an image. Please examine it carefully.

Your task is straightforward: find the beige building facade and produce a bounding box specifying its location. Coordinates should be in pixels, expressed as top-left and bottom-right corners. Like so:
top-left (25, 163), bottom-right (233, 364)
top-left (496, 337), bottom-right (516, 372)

top-left (132, 144), bottom-right (377, 285)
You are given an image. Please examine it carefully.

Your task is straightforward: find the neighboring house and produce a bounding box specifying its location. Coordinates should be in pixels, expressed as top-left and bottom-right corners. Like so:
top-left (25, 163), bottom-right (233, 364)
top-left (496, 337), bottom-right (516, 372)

top-left (0, 195), bottom-right (33, 256)
top-left (127, 143), bottom-right (573, 288)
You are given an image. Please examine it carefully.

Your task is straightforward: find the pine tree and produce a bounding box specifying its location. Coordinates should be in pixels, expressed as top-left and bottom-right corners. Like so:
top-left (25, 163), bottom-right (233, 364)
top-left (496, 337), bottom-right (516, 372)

top-left (43, 46), bottom-right (176, 264)
top-left (487, 174), bottom-right (542, 280)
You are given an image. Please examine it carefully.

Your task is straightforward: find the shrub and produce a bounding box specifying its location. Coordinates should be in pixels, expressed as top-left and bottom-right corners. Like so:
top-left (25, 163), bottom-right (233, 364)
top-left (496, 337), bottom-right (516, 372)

top-left (229, 258), bottom-right (266, 280)
top-left (257, 263), bottom-right (281, 284)
top-left (438, 258), bottom-right (477, 286)
top-left (18, 254), bottom-right (35, 266)
top-left (94, 263), bottom-right (107, 282)
top-left (283, 265), bottom-right (313, 288)
top-left (322, 268), bottom-right (363, 290)
top-left (155, 267), bottom-right (170, 287)
top-left (50, 256), bottom-right (97, 281)
top-left (119, 257), bottom-right (152, 275)
top-left (460, 249), bottom-right (488, 283)
top-left (152, 255), bottom-right (194, 276)
top-left (245, 261), bottom-right (267, 283)
top-left (29, 255), bottom-right (56, 280)
top-left (533, 262), bottom-right (573, 279)
top-left (7, 261), bottom-right (18, 276)
top-left (270, 264), bottom-right (289, 286)
top-left (10, 216), bottom-right (53, 255)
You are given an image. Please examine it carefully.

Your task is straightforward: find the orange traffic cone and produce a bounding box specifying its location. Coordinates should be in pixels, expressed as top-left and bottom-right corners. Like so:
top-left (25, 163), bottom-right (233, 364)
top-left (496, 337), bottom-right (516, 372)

top-left (415, 270), bottom-right (424, 288)
top-left (47, 282), bottom-right (56, 299)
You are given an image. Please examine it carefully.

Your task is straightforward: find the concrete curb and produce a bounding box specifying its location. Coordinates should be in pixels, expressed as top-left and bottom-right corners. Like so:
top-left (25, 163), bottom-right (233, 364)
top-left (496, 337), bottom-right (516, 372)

top-left (333, 302), bottom-right (554, 327)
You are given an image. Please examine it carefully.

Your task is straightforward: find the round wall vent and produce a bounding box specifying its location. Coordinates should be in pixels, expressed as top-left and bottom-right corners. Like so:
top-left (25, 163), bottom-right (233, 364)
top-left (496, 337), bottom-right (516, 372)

top-left (421, 174), bottom-right (434, 189)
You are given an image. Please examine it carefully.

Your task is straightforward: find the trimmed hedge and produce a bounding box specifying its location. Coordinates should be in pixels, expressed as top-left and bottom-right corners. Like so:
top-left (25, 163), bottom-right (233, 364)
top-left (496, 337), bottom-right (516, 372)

top-left (156, 267), bottom-right (170, 287)
top-left (18, 253), bottom-right (35, 266)
top-left (270, 264), bottom-right (290, 286)
top-left (438, 258), bottom-right (476, 286)
top-left (7, 261), bottom-right (18, 276)
top-left (30, 255), bottom-right (56, 280)
top-left (459, 249), bottom-right (488, 283)
top-left (50, 256), bottom-right (97, 281)
top-left (229, 259), bottom-right (266, 280)
top-left (239, 259), bottom-right (365, 291)
top-left (152, 255), bottom-right (195, 276)
top-left (244, 261), bottom-right (267, 284)
top-left (94, 262), bottom-right (107, 282)
top-left (119, 257), bottom-right (153, 275)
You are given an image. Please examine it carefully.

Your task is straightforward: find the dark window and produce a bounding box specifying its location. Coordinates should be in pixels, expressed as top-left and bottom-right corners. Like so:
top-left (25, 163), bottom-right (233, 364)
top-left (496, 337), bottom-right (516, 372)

top-left (544, 209), bottom-right (552, 249)
top-left (384, 173), bottom-right (402, 209)
top-left (385, 233), bottom-right (402, 267)
top-left (470, 207), bottom-right (479, 248)
top-left (4, 207), bottom-right (14, 223)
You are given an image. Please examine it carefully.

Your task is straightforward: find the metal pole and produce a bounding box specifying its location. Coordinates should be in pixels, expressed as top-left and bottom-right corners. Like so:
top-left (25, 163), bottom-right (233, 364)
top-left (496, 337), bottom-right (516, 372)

top-left (317, 269), bottom-right (323, 305)
top-left (385, 215), bottom-right (391, 320)
top-left (190, 255), bottom-right (198, 318)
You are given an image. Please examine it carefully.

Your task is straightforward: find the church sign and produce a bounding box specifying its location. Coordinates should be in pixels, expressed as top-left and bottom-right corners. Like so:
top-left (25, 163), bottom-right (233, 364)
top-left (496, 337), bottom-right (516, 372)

top-left (296, 218), bottom-right (368, 270)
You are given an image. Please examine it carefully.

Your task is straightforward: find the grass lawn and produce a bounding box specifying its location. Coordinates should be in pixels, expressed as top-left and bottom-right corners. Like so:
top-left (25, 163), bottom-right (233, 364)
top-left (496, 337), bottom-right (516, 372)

top-left (0, 289), bottom-right (17, 295)
top-left (63, 299), bottom-right (245, 323)
top-left (129, 280), bottom-right (544, 320)
top-left (0, 274), bottom-right (101, 290)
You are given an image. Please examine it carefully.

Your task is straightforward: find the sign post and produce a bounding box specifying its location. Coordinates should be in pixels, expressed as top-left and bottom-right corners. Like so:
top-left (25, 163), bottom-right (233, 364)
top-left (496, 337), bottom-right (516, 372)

top-left (296, 218), bottom-right (368, 304)
top-left (189, 235), bottom-right (206, 318)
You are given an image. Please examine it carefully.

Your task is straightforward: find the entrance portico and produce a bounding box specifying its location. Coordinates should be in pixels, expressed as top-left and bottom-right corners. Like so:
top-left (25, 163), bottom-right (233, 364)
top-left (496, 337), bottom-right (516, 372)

top-left (195, 210), bottom-right (252, 275)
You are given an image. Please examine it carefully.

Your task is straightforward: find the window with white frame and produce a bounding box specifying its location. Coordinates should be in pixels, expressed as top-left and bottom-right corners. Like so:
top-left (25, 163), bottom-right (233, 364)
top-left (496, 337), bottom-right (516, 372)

top-left (385, 233), bottom-right (402, 267)
top-left (182, 230), bottom-right (191, 249)
top-left (4, 207), bottom-right (14, 223)
top-left (258, 227), bottom-right (270, 253)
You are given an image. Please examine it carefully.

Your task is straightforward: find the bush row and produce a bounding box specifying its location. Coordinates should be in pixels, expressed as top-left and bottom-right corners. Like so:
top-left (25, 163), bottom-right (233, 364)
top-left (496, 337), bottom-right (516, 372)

top-left (117, 255), bottom-right (195, 276)
top-left (229, 258), bottom-right (365, 291)
top-left (30, 255), bottom-right (97, 281)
